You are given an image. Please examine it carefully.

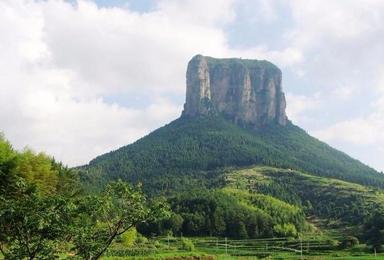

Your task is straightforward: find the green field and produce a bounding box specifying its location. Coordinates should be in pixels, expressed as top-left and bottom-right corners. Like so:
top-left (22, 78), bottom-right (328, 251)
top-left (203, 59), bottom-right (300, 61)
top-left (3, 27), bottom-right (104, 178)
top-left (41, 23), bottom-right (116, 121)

top-left (100, 236), bottom-right (383, 259)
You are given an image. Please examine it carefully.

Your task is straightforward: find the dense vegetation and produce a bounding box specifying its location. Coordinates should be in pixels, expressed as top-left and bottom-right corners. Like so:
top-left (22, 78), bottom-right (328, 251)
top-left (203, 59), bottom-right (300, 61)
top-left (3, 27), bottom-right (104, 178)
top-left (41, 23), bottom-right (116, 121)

top-left (78, 114), bottom-right (384, 248)
top-left (83, 115), bottom-right (384, 193)
top-left (138, 189), bottom-right (307, 239)
top-left (0, 135), bottom-right (167, 259)
top-left (225, 167), bottom-right (384, 241)
top-left (2, 113), bottom-right (384, 257)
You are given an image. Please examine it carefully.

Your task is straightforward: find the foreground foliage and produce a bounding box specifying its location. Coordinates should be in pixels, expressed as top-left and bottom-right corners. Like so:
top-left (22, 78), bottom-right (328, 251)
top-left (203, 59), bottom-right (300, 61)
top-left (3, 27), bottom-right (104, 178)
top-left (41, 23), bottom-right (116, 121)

top-left (0, 185), bottom-right (72, 259)
top-left (0, 135), bottom-right (167, 259)
top-left (72, 181), bottom-right (169, 259)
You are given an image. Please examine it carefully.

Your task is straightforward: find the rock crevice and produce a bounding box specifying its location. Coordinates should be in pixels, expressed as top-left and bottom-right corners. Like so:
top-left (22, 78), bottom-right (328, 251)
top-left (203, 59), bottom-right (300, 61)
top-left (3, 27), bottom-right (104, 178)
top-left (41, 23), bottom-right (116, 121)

top-left (182, 55), bottom-right (288, 127)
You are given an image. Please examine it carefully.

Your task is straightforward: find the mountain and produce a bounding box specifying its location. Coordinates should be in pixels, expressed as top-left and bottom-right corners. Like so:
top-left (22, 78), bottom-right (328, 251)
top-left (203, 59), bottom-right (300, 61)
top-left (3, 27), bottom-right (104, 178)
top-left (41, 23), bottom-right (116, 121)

top-left (81, 55), bottom-right (384, 192)
top-left (183, 55), bottom-right (287, 126)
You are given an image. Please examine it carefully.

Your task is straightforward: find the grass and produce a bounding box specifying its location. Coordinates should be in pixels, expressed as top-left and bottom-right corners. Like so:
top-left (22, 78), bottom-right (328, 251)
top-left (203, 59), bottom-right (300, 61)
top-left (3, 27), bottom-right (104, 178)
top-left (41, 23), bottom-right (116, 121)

top-left (101, 245), bottom-right (383, 259)
top-left (100, 235), bottom-right (384, 259)
top-left (1, 237), bottom-right (382, 259)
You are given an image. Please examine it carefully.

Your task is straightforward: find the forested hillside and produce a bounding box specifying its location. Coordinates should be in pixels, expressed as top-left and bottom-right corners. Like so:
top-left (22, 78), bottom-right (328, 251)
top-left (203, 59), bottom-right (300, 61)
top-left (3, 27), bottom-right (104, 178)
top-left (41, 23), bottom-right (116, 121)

top-left (225, 167), bottom-right (384, 231)
top-left (136, 165), bottom-right (384, 244)
top-left (82, 115), bottom-right (384, 192)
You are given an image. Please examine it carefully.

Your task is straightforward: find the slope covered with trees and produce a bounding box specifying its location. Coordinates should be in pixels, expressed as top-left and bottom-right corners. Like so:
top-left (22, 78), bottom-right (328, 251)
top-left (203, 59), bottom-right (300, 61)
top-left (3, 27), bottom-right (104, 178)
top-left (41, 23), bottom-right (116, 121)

top-left (82, 115), bottom-right (384, 192)
top-left (138, 188), bottom-right (309, 239)
top-left (225, 167), bottom-right (384, 231)
top-left (135, 165), bottom-right (384, 245)
top-left (78, 114), bottom-right (384, 245)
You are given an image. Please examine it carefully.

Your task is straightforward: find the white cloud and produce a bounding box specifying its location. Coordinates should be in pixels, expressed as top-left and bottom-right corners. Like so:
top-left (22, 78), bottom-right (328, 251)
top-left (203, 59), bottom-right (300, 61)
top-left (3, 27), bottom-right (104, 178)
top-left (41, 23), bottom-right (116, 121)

top-left (330, 86), bottom-right (356, 100)
top-left (40, 0), bottom-right (233, 97)
top-left (312, 109), bottom-right (384, 171)
top-left (285, 92), bottom-right (321, 123)
top-left (271, 0), bottom-right (384, 171)
top-left (1, 0), bottom-right (384, 172)
top-left (313, 118), bottom-right (383, 146)
top-left (1, 0), bottom-right (307, 167)
top-left (287, 0), bottom-right (384, 87)
top-left (157, 0), bottom-right (235, 26)
top-left (0, 0), bottom-right (236, 166)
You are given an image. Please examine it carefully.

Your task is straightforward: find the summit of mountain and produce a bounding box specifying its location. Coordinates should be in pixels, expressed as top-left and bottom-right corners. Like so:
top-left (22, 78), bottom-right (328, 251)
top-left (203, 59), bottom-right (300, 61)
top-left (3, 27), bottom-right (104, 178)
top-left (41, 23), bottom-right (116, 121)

top-left (80, 55), bottom-right (384, 192)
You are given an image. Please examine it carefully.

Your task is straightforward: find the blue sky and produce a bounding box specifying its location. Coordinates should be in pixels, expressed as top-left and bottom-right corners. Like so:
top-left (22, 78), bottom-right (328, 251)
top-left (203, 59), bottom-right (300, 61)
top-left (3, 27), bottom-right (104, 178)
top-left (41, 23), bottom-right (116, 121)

top-left (94, 0), bottom-right (155, 11)
top-left (1, 0), bottom-right (384, 171)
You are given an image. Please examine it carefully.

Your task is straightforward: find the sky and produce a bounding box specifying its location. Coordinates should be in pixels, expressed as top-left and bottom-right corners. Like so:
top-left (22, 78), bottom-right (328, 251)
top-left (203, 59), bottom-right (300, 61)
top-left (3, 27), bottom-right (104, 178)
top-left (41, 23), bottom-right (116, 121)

top-left (1, 0), bottom-right (384, 172)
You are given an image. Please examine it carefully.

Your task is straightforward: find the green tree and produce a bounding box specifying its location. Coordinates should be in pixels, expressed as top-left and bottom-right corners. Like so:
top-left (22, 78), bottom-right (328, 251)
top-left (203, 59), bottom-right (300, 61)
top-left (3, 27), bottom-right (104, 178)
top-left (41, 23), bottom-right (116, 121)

top-left (273, 223), bottom-right (298, 238)
top-left (72, 180), bottom-right (169, 259)
top-left (180, 238), bottom-right (195, 251)
top-left (0, 134), bottom-right (18, 197)
top-left (0, 135), bottom-right (169, 259)
top-left (165, 213), bottom-right (184, 235)
top-left (234, 221), bottom-right (248, 239)
top-left (0, 182), bottom-right (73, 259)
top-left (340, 236), bottom-right (359, 249)
top-left (363, 212), bottom-right (384, 251)
top-left (0, 135), bottom-right (77, 259)
top-left (119, 228), bottom-right (137, 247)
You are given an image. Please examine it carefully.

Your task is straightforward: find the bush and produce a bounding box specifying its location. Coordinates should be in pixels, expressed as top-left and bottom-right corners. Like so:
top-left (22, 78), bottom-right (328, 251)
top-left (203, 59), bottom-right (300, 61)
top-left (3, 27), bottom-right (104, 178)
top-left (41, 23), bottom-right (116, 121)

top-left (153, 240), bottom-right (161, 248)
top-left (273, 224), bottom-right (298, 238)
top-left (340, 236), bottom-right (359, 249)
top-left (326, 239), bottom-right (340, 249)
top-left (136, 234), bottom-right (148, 245)
top-left (105, 248), bottom-right (156, 257)
top-left (120, 228), bottom-right (137, 247)
top-left (180, 238), bottom-right (195, 251)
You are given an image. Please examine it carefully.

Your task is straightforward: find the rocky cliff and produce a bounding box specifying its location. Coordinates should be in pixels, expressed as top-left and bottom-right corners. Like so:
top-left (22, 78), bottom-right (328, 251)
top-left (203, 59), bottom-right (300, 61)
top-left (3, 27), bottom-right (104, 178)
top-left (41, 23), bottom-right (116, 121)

top-left (182, 55), bottom-right (287, 127)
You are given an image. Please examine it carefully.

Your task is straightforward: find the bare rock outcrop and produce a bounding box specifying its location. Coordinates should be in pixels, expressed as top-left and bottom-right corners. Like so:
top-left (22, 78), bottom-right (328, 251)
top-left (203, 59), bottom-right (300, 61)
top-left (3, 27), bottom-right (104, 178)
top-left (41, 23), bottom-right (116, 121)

top-left (182, 55), bottom-right (287, 127)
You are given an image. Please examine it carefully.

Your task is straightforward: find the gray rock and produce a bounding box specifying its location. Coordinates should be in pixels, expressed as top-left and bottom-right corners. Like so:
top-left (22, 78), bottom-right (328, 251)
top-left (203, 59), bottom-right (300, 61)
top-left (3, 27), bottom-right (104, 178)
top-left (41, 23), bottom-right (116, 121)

top-left (182, 54), bottom-right (287, 127)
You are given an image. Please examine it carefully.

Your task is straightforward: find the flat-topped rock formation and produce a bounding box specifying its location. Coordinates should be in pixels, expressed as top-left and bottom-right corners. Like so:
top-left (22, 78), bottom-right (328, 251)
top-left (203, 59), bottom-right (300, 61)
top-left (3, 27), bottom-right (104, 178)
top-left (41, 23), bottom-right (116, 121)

top-left (182, 55), bottom-right (287, 127)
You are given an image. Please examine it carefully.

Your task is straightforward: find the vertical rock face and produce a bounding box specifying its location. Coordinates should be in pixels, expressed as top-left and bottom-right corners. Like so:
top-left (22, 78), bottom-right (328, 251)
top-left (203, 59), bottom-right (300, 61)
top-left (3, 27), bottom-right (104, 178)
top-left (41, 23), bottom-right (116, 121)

top-left (182, 55), bottom-right (288, 127)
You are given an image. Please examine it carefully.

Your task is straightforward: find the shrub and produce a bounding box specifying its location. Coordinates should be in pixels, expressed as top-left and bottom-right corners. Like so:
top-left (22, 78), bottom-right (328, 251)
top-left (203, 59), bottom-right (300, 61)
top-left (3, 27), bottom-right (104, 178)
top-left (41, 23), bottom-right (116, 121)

top-left (340, 236), bottom-right (359, 249)
top-left (325, 239), bottom-right (340, 249)
top-left (136, 234), bottom-right (148, 245)
top-left (120, 228), bottom-right (137, 247)
top-left (180, 238), bottom-right (195, 251)
top-left (273, 224), bottom-right (298, 238)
